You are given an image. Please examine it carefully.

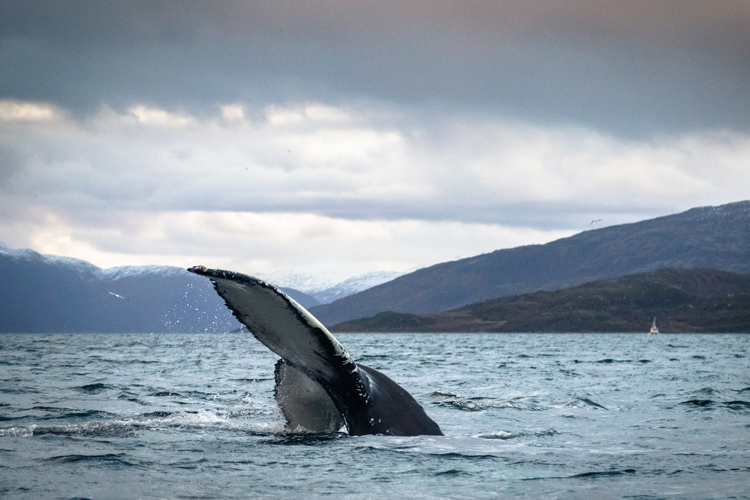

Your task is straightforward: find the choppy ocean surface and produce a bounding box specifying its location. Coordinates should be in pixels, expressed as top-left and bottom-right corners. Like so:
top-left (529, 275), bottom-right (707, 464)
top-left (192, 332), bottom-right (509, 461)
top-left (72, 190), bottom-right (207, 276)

top-left (1, 333), bottom-right (748, 499)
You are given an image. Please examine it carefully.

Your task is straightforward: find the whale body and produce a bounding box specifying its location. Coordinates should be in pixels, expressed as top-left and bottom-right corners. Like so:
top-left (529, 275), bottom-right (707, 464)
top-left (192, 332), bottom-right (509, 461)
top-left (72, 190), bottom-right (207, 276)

top-left (188, 266), bottom-right (442, 436)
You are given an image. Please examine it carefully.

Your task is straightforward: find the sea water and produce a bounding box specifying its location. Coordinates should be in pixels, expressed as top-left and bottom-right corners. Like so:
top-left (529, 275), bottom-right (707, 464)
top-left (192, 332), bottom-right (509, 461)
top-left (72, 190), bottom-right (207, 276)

top-left (0, 333), bottom-right (748, 499)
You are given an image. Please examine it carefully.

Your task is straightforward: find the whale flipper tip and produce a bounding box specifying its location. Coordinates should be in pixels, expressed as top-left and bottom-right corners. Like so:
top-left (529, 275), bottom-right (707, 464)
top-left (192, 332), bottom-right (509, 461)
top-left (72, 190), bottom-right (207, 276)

top-left (187, 265), bottom-right (209, 275)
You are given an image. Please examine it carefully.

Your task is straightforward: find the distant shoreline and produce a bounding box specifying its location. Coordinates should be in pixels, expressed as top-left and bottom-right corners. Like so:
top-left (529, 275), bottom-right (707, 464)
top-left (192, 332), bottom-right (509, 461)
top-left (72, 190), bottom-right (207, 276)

top-left (329, 269), bottom-right (750, 334)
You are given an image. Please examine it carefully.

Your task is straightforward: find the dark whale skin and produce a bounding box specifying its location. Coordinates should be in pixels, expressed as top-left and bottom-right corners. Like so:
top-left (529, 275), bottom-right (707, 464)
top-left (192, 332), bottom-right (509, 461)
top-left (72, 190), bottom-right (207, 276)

top-left (188, 266), bottom-right (442, 436)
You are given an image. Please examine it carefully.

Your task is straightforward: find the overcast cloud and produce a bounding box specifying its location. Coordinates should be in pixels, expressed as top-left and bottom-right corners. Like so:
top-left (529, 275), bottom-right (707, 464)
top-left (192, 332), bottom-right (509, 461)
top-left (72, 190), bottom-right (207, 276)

top-left (1, 1), bottom-right (749, 285)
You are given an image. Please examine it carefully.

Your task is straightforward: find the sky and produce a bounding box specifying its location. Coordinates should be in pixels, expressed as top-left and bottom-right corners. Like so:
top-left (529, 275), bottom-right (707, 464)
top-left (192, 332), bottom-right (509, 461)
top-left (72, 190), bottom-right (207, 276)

top-left (1, 1), bottom-right (749, 287)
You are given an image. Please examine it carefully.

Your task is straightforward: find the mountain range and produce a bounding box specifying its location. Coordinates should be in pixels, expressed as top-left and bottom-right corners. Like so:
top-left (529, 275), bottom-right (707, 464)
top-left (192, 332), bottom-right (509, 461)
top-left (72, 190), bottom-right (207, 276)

top-left (330, 268), bottom-right (750, 333)
top-left (311, 200), bottom-right (750, 326)
top-left (0, 246), bottom-right (317, 333)
top-left (0, 244), bottom-right (399, 333)
top-left (1, 200), bottom-right (748, 333)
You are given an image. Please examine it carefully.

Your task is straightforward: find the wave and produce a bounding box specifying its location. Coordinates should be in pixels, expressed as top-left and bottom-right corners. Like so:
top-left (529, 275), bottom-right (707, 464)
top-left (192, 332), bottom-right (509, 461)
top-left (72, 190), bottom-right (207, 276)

top-left (593, 358), bottom-right (652, 364)
top-left (433, 398), bottom-right (547, 412)
top-left (570, 468), bottom-right (637, 479)
top-left (679, 399), bottom-right (750, 411)
top-left (43, 452), bottom-right (154, 470)
top-left (430, 392), bottom-right (608, 412)
top-left (564, 398), bottom-right (608, 410)
top-left (259, 431), bottom-right (348, 446)
top-left (433, 468), bottom-right (472, 477)
top-left (74, 383), bottom-right (116, 393)
top-left (348, 442), bottom-right (504, 463)
top-left (26, 407), bottom-right (115, 421)
top-left (477, 429), bottom-right (558, 440)
top-left (0, 409), bottom-right (283, 439)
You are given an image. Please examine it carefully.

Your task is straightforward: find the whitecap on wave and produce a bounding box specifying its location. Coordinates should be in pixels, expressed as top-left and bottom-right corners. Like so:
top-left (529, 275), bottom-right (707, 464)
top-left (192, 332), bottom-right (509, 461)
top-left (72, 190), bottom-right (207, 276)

top-left (0, 410), bottom-right (285, 438)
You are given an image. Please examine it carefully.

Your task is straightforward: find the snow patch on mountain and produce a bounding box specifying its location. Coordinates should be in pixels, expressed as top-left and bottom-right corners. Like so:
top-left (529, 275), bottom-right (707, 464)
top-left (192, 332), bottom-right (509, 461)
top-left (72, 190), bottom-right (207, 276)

top-left (266, 272), bottom-right (340, 293)
top-left (0, 243), bottom-right (191, 281)
top-left (267, 270), bottom-right (407, 304)
top-left (41, 254), bottom-right (102, 274)
top-left (0, 243), bottom-right (27, 257)
top-left (310, 271), bottom-right (406, 304)
top-left (102, 265), bottom-right (188, 280)
top-left (1, 243), bottom-right (101, 274)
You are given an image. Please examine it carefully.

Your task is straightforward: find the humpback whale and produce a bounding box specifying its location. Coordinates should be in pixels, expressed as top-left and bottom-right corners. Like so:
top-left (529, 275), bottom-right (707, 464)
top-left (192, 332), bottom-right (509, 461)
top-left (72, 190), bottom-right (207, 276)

top-left (188, 266), bottom-right (442, 436)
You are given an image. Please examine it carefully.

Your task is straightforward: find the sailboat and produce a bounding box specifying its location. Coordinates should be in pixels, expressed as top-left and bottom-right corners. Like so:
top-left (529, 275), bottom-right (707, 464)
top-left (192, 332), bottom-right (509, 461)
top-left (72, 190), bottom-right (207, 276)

top-left (649, 317), bottom-right (659, 335)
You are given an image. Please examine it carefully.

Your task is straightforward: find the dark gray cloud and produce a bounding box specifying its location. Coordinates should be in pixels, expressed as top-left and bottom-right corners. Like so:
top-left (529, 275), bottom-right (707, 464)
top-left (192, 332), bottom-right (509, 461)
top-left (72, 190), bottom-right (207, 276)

top-left (2, 0), bottom-right (749, 136)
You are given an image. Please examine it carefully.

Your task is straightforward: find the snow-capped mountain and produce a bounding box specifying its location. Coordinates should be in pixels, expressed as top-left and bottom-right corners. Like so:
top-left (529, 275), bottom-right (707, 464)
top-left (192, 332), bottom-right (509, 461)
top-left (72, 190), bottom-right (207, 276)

top-left (0, 245), bottom-right (322, 332)
top-left (262, 272), bottom-right (341, 295)
top-left (308, 271), bottom-right (406, 304)
top-left (265, 270), bottom-right (407, 304)
top-left (101, 265), bottom-right (189, 280)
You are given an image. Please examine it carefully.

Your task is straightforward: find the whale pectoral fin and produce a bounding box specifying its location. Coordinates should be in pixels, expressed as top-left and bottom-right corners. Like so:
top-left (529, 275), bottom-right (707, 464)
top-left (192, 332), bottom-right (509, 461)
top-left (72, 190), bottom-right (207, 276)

top-left (274, 359), bottom-right (345, 433)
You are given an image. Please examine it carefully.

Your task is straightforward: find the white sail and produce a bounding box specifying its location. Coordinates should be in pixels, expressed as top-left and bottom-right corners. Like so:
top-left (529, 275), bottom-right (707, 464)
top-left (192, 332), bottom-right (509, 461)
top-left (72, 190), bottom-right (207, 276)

top-left (649, 317), bottom-right (659, 335)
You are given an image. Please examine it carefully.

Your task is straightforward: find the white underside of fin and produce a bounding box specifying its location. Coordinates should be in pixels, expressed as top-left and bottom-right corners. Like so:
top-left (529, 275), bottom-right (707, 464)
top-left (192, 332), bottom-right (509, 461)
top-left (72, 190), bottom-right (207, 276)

top-left (209, 275), bottom-right (357, 382)
top-left (275, 360), bottom-right (345, 433)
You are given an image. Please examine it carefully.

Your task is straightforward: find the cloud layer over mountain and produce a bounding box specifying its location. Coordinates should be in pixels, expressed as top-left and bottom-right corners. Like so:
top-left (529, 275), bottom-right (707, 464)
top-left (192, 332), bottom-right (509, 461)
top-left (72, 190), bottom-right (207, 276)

top-left (1, 1), bottom-right (748, 282)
